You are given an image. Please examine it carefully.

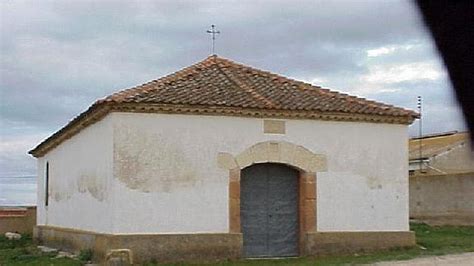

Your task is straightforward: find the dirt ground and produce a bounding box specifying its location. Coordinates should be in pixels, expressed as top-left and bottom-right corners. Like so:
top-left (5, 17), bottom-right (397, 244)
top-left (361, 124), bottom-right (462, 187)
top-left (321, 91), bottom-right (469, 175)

top-left (372, 252), bottom-right (474, 266)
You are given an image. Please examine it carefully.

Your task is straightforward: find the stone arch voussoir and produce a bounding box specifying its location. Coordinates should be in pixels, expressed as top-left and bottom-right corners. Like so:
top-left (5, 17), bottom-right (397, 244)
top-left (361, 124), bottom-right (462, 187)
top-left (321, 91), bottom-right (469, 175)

top-left (217, 141), bottom-right (327, 172)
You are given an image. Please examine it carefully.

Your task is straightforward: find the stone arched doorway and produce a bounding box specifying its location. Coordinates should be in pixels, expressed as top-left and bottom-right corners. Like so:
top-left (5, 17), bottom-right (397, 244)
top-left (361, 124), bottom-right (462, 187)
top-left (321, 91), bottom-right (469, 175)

top-left (217, 141), bottom-right (327, 256)
top-left (241, 163), bottom-right (299, 257)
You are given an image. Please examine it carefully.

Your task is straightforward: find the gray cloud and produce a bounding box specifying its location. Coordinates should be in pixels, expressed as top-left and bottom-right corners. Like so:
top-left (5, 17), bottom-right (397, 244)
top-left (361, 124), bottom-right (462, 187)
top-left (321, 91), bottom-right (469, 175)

top-left (0, 0), bottom-right (466, 176)
top-left (365, 79), bottom-right (465, 136)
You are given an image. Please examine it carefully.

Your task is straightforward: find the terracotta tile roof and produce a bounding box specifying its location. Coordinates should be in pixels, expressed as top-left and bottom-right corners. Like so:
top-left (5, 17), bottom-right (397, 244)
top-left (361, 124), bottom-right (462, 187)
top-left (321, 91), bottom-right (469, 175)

top-left (101, 55), bottom-right (418, 117)
top-left (409, 131), bottom-right (470, 160)
top-left (30, 55), bottom-right (418, 157)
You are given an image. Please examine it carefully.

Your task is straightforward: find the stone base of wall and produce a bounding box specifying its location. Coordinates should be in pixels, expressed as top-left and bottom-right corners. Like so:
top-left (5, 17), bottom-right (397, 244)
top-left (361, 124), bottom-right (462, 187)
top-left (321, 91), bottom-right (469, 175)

top-left (35, 226), bottom-right (415, 263)
top-left (304, 231), bottom-right (416, 256)
top-left (34, 226), bottom-right (107, 261)
top-left (34, 226), bottom-right (242, 264)
top-left (105, 233), bottom-right (242, 263)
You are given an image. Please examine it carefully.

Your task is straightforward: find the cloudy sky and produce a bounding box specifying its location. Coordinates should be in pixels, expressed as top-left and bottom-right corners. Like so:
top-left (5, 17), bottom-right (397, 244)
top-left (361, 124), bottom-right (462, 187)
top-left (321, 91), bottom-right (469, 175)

top-left (0, 0), bottom-right (466, 177)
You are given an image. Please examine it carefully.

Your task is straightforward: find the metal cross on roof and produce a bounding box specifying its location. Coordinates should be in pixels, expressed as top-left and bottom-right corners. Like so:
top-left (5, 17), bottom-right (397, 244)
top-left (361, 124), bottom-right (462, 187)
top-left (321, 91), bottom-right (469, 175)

top-left (206, 24), bottom-right (220, 55)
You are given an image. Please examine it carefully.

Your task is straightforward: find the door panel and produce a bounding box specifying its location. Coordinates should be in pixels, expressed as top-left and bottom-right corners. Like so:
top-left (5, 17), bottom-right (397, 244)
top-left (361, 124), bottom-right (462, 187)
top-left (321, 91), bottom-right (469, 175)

top-left (241, 163), bottom-right (299, 257)
top-left (240, 165), bottom-right (268, 257)
top-left (267, 165), bottom-right (299, 256)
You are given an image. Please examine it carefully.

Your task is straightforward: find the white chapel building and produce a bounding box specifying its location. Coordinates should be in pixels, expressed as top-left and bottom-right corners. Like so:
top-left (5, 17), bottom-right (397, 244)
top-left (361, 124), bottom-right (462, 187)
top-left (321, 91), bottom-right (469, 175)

top-left (30, 55), bottom-right (418, 263)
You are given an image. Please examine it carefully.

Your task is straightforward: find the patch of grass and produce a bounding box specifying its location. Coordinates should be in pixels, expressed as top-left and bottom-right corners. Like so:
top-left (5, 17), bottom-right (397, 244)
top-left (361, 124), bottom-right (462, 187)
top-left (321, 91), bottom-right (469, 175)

top-left (0, 234), bottom-right (32, 250)
top-left (0, 235), bottom-right (80, 265)
top-left (413, 222), bottom-right (474, 254)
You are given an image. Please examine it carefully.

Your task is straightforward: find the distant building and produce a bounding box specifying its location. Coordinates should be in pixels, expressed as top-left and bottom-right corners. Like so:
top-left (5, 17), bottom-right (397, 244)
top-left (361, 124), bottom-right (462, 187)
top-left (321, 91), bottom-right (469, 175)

top-left (30, 56), bottom-right (417, 263)
top-left (409, 131), bottom-right (474, 175)
top-left (409, 131), bottom-right (474, 225)
top-left (0, 207), bottom-right (36, 235)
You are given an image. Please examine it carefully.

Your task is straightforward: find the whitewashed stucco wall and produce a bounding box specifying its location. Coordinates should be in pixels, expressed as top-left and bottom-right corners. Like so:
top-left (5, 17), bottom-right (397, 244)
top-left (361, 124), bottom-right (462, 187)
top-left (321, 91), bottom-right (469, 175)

top-left (109, 112), bottom-right (409, 234)
top-left (36, 115), bottom-right (114, 233)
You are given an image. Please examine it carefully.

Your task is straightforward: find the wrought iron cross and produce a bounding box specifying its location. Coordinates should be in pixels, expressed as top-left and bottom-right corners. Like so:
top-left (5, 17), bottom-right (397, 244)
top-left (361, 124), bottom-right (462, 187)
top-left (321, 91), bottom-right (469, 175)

top-left (206, 24), bottom-right (220, 55)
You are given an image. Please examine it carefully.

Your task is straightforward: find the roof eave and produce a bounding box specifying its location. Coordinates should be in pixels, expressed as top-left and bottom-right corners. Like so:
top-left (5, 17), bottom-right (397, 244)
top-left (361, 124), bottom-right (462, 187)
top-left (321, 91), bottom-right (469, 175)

top-left (29, 102), bottom-right (416, 158)
top-left (28, 101), bottom-right (112, 158)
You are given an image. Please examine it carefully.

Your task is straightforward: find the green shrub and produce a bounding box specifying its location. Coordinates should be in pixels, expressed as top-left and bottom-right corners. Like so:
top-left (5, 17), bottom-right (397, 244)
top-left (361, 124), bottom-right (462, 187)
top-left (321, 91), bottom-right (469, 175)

top-left (78, 248), bottom-right (93, 262)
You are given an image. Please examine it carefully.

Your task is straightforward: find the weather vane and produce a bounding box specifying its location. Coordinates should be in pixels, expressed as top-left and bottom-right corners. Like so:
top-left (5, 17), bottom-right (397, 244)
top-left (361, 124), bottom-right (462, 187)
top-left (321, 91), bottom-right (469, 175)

top-left (206, 24), bottom-right (220, 55)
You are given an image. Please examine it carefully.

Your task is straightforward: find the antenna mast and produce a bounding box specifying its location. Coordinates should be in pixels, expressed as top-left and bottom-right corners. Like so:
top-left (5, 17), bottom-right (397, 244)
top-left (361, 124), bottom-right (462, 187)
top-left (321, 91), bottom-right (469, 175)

top-left (417, 96), bottom-right (423, 173)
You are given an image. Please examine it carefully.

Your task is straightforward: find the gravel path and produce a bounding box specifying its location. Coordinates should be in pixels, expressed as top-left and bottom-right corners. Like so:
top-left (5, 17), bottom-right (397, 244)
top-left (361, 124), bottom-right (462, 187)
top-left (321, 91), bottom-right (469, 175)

top-left (372, 252), bottom-right (474, 266)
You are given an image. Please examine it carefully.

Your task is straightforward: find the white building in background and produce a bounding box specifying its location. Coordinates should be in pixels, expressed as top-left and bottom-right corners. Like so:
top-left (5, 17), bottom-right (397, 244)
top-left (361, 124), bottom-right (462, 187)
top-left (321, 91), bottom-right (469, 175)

top-left (30, 56), bottom-right (418, 263)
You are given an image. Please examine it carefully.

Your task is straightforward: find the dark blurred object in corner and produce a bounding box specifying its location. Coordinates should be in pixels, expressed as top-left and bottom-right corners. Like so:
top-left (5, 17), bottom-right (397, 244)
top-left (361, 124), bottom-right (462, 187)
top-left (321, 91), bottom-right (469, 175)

top-left (415, 1), bottom-right (474, 146)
